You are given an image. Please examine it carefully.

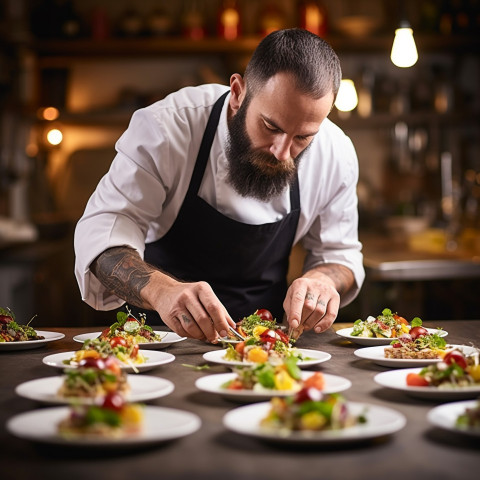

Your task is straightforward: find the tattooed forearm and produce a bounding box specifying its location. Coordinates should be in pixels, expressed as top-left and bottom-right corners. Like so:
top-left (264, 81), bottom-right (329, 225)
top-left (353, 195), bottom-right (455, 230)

top-left (308, 263), bottom-right (354, 297)
top-left (90, 246), bottom-right (157, 308)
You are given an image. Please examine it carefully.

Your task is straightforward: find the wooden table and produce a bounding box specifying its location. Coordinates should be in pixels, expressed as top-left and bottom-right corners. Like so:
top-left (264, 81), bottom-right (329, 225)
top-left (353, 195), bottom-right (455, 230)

top-left (1, 320), bottom-right (480, 480)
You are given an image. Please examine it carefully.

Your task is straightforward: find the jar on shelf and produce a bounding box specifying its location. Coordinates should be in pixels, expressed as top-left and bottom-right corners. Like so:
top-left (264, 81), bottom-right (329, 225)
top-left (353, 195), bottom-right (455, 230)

top-left (217, 0), bottom-right (241, 41)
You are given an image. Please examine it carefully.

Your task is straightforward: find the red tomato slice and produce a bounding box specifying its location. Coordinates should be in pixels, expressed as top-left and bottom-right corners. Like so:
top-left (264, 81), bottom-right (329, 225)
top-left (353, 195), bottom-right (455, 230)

top-left (110, 336), bottom-right (127, 348)
top-left (443, 350), bottom-right (468, 369)
top-left (406, 372), bottom-right (429, 387)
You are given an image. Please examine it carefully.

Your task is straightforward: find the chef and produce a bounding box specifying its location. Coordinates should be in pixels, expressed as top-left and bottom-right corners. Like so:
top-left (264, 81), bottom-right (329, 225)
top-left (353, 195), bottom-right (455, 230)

top-left (74, 28), bottom-right (365, 342)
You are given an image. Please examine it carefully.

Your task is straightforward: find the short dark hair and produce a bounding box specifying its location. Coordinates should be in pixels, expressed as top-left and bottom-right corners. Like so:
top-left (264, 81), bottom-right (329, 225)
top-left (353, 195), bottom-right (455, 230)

top-left (244, 28), bottom-right (342, 101)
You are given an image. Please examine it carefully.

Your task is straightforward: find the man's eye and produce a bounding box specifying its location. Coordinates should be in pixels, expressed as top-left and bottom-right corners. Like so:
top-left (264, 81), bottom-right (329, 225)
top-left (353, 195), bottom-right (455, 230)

top-left (264, 122), bottom-right (278, 132)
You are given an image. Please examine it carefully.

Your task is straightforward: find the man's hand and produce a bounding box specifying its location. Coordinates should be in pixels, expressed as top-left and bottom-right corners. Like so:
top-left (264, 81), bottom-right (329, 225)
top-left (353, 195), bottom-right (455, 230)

top-left (144, 272), bottom-right (235, 343)
top-left (283, 263), bottom-right (354, 336)
top-left (91, 246), bottom-right (234, 343)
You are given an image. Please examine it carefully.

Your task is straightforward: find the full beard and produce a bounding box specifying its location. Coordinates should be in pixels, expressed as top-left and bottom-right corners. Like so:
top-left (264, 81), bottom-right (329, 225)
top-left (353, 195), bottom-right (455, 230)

top-left (225, 100), bottom-right (306, 202)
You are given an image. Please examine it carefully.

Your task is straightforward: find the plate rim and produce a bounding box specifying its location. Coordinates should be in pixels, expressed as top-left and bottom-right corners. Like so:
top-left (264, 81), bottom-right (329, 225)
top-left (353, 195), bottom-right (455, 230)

top-left (222, 401), bottom-right (406, 443)
top-left (15, 374), bottom-right (175, 404)
top-left (427, 400), bottom-right (480, 437)
top-left (0, 330), bottom-right (65, 350)
top-left (373, 367), bottom-right (480, 399)
top-left (42, 350), bottom-right (175, 372)
top-left (195, 371), bottom-right (352, 399)
top-left (353, 344), bottom-right (475, 367)
top-left (336, 326), bottom-right (448, 346)
top-left (202, 347), bottom-right (331, 367)
top-left (6, 405), bottom-right (201, 447)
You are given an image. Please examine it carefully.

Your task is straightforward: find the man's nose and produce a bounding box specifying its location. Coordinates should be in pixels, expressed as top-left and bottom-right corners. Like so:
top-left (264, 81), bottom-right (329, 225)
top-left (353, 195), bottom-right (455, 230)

top-left (270, 134), bottom-right (293, 163)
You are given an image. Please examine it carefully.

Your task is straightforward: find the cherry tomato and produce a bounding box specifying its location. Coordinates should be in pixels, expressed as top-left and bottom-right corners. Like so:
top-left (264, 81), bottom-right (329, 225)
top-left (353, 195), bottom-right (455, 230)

top-left (443, 350), bottom-right (468, 369)
top-left (78, 357), bottom-right (106, 370)
top-left (102, 392), bottom-right (125, 411)
top-left (110, 336), bottom-right (127, 348)
top-left (302, 372), bottom-right (325, 390)
top-left (256, 309), bottom-right (273, 321)
top-left (409, 326), bottom-right (429, 340)
top-left (406, 372), bottom-right (429, 387)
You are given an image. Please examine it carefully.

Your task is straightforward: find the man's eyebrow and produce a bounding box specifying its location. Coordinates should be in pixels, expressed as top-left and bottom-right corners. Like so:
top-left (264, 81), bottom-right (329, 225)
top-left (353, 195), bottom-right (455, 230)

top-left (261, 114), bottom-right (318, 137)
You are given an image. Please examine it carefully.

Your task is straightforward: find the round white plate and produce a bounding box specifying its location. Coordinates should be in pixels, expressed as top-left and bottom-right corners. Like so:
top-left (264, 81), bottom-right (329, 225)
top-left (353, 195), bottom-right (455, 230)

top-left (374, 368), bottom-right (480, 400)
top-left (7, 406), bottom-right (201, 447)
top-left (0, 330), bottom-right (65, 351)
top-left (353, 344), bottom-right (477, 368)
top-left (223, 401), bottom-right (406, 443)
top-left (428, 400), bottom-right (480, 437)
top-left (195, 372), bottom-right (351, 402)
top-left (336, 327), bottom-right (448, 346)
top-left (42, 350), bottom-right (175, 373)
top-left (202, 348), bottom-right (331, 368)
top-left (15, 375), bottom-right (174, 404)
top-left (73, 331), bottom-right (187, 350)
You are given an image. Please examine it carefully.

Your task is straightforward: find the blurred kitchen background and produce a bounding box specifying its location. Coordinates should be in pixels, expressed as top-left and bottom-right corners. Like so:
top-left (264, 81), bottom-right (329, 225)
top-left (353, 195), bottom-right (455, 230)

top-left (0, 0), bottom-right (479, 326)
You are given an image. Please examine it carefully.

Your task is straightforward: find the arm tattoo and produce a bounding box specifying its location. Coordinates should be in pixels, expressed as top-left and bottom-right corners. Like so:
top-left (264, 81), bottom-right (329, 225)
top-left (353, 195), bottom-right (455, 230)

top-left (90, 246), bottom-right (156, 308)
top-left (312, 263), bottom-right (354, 297)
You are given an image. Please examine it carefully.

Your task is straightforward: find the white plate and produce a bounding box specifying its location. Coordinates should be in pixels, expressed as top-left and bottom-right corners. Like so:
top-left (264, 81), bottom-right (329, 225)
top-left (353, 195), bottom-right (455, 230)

top-left (73, 331), bottom-right (187, 350)
top-left (353, 344), bottom-right (477, 368)
top-left (15, 375), bottom-right (174, 404)
top-left (0, 330), bottom-right (65, 350)
top-left (374, 368), bottom-right (480, 400)
top-left (223, 401), bottom-right (406, 443)
top-left (42, 350), bottom-right (175, 373)
top-left (336, 327), bottom-right (448, 346)
top-left (195, 372), bottom-right (351, 402)
top-left (202, 348), bottom-right (331, 368)
top-left (7, 406), bottom-right (201, 447)
top-left (428, 400), bottom-right (480, 437)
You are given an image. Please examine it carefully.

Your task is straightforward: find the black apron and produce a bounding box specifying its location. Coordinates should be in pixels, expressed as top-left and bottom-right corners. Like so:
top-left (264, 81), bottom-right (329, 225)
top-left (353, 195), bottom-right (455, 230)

top-left (143, 91), bottom-right (301, 323)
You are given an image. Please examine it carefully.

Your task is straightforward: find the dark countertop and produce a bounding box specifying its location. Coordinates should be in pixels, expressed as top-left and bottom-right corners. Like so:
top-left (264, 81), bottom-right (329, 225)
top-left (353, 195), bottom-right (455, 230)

top-left (2, 320), bottom-right (480, 480)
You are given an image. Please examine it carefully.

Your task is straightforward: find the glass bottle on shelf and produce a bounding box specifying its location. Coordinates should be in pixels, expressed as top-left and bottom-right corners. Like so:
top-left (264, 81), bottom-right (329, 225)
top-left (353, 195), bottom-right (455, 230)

top-left (259, 1), bottom-right (286, 36)
top-left (217, 0), bottom-right (241, 41)
top-left (181, 0), bottom-right (206, 40)
top-left (297, 1), bottom-right (328, 37)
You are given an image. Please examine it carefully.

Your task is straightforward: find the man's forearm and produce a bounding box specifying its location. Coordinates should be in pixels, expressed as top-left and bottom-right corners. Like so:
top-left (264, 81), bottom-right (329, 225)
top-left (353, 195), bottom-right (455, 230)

top-left (302, 263), bottom-right (355, 299)
top-left (90, 246), bottom-right (159, 309)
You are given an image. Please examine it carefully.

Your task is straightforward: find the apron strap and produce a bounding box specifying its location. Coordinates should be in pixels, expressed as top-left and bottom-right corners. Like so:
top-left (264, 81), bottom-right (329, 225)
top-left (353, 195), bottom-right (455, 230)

top-left (189, 90), bottom-right (229, 195)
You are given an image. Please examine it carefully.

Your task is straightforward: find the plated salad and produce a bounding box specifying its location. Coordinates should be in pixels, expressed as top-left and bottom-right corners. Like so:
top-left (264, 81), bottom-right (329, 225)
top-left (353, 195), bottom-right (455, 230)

top-left (406, 348), bottom-right (480, 388)
top-left (260, 388), bottom-right (366, 432)
top-left (222, 357), bottom-right (324, 393)
top-left (384, 319), bottom-right (447, 359)
top-left (0, 307), bottom-right (44, 342)
top-left (456, 401), bottom-right (480, 429)
top-left (223, 323), bottom-right (302, 364)
top-left (99, 309), bottom-right (162, 344)
top-left (64, 337), bottom-right (146, 367)
top-left (226, 309), bottom-right (286, 341)
top-left (58, 356), bottom-right (129, 399)
top-left (58, 392), bottom-right (144, 438)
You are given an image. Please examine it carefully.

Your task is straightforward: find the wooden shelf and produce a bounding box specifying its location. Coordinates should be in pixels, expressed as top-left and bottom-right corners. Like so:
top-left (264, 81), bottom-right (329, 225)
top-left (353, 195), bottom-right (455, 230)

top-left (31, 33), bottom-right (480, 64)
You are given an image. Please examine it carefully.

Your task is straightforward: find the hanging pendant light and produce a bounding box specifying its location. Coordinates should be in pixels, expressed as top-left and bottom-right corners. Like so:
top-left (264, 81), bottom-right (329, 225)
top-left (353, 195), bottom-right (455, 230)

top-left (391, 20), bottom-right (418, 68)
top-left (334, 79), bottom-right (358, 112)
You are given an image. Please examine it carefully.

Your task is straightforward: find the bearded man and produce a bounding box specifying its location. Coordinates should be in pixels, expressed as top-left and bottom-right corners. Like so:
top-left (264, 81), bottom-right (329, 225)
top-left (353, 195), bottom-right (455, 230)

top-left (74, 28), bottom-right (364, 342)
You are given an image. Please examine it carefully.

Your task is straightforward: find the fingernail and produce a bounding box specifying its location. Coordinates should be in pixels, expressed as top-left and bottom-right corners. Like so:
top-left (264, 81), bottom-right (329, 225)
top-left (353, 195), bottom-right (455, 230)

top-left (220, 330), bottom-right (227, 338)
top-left (315, 326), bottom-right (323, 333)
top-left (291, 320), bottom-right (299, 329)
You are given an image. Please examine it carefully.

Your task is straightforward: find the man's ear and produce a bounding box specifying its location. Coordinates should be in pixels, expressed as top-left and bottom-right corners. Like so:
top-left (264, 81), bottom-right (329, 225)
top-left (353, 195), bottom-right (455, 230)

top-left (229, 73), bottom-right (246, 113)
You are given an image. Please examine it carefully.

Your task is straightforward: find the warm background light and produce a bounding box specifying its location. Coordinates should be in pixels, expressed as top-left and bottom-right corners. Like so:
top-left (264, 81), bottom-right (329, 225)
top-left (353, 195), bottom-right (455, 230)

top-left (38, 106), bottom-right (60, 121)
top-left (391, 27), bottom-right (418, 68)
top-left (46, 128), bottom-right (63, 145)
top-left (334, 79), bottom-right (358, 112)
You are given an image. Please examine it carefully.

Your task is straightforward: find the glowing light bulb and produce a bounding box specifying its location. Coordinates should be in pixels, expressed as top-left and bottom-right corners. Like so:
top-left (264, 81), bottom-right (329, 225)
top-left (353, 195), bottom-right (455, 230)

top-left (46, 128), bottom-right (63, 145)
top-left (391, 26), bottom-right (418, 68)
top-left (334, 79), bottom-right (358, 112)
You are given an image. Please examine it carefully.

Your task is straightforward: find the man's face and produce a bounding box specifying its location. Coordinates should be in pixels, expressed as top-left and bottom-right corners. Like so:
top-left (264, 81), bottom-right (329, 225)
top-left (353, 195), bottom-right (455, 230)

top-left (226, 72), bottom-right (333, 202)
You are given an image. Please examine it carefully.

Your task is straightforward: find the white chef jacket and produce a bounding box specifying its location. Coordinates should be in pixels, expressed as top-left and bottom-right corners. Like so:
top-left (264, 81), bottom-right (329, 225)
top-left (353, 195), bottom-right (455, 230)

top-left (74, 83), bottom-right (364, 311)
